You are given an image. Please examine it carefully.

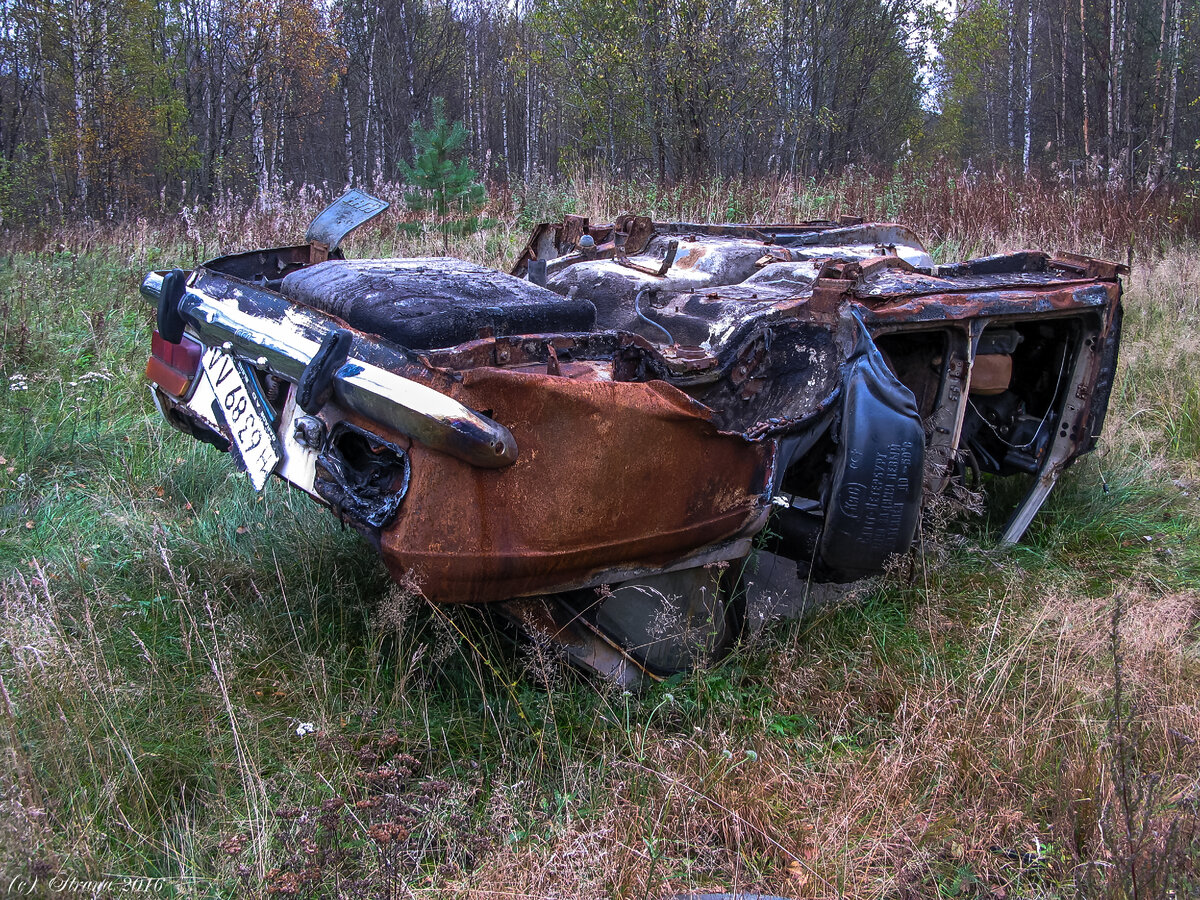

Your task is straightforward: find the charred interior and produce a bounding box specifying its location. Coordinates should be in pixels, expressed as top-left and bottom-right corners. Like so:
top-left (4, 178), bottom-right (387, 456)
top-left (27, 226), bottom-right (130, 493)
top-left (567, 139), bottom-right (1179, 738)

top-left (314, 421), bottom-right (411, 530)
top-left (963, 320), bottom-right (1084, 476)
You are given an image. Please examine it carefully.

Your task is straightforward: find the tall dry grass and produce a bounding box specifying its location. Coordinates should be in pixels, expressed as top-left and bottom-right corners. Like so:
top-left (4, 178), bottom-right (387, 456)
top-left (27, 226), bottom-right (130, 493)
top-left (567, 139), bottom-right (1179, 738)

top-left (1, 164), bottom-right (1194, 265)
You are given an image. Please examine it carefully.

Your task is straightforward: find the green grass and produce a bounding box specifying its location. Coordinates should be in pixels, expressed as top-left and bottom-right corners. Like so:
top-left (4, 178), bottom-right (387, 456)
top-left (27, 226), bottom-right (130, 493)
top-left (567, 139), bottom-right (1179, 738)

top-left (0, 201), bottom-right (1198, 898)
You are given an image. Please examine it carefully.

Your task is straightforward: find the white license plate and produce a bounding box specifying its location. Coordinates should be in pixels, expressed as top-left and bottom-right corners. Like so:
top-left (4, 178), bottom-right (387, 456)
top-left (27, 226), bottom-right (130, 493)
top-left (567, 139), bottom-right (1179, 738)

top-left (202, 347), bottom-right (281, 490)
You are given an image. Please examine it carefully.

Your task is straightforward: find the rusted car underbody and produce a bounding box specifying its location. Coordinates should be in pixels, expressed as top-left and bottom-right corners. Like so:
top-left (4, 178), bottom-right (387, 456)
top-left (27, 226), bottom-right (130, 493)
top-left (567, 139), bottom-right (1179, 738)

top-left (142, 192), bottom-right (1124, 682)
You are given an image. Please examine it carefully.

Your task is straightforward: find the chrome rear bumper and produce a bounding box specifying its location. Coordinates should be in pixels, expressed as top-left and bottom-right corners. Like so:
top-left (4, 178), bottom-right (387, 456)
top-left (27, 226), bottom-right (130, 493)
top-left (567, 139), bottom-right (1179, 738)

top-left (141, 270), bottom-right (518, 469)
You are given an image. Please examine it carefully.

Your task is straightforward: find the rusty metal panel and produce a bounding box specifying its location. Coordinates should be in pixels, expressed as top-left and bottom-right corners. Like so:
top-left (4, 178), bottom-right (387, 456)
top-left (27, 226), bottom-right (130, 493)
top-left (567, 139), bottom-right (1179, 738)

top-left (379, 370), bottom-right (773, 604)
top-left (854, 281), bottom-right (1120, 324)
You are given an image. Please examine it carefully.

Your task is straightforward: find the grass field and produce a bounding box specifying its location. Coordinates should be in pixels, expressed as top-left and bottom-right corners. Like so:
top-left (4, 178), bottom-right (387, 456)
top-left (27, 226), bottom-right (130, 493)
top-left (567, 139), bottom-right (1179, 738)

top-left (1, 174), bottom-right (1198, 898)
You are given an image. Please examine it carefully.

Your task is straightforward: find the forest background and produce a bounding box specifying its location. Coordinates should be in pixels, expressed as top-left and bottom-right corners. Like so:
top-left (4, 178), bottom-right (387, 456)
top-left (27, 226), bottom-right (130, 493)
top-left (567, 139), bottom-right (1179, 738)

top-left (0, 0), bottom-right (1198, 222)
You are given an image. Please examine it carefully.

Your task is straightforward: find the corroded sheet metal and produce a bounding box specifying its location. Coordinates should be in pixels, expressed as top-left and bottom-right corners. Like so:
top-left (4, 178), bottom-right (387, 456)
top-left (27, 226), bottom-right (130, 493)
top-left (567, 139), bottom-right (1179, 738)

top-left (511, 215), bottom-right (932, 279)
top-left (851, 281), bottom-right (1120, 324)
top-left (379, 370), bottom-right (774, 604)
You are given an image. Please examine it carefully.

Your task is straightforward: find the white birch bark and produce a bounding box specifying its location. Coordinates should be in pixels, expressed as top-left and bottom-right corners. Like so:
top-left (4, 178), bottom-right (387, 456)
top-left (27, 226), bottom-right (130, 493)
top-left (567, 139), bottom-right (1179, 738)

top-left (1023, 0), bottom-right (1033, 172)
top-left (250, 62), bottom-right (269, 207)
top-left (1080, 0), bottom-right (1089, 158)
top-left (362, 0), bottom-right (379, 184)
top-left (500, 63), bottom-right (510, 181)
top-left (473, 17), bottom-right (484, 157)
top-left (1059, 6), bottom-right (1067, 151)
top-left (343, 80), bottom-right (355, 186)
top-left (70, 0), bottom-right (88, 210)
top-left (99, 0), bottom-right (109, 214)
top-left (217, 24), bottom-right (228, 204)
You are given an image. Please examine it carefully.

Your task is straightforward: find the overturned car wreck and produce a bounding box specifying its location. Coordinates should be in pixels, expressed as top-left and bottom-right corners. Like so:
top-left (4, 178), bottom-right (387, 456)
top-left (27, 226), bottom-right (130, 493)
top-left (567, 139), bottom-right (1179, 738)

top-left (142, 191), bottom-right (1124, 682)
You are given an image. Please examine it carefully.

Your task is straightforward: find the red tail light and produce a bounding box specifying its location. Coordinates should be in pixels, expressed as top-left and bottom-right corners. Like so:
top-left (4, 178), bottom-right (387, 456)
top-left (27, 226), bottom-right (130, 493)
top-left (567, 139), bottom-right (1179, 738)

top-left (146, 331), bottom-right (203, 397)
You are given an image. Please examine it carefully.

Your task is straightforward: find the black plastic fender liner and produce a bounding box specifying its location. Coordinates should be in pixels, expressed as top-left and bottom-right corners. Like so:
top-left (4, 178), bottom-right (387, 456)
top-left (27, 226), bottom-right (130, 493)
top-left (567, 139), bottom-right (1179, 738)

top-left (816, 314), bottom-right (925, 582)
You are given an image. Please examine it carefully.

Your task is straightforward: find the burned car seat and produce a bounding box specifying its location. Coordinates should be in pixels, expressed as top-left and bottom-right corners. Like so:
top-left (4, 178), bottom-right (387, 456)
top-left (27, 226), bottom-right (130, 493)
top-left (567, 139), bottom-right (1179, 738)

top-left (282, 257), bottom-right (597, 351)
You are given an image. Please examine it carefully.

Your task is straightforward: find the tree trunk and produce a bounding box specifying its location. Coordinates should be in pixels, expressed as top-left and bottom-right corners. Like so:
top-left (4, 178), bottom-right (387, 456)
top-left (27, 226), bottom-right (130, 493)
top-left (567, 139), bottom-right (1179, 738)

top-left (98, 0), bottom-right (110, 214)
top-left (1147, 0), bottom-right (1170, 184)
top-left (523, 45), bottom-right (532, 182)
top-left (343, 80), bottom-right (355, 186)
top-left (1007, 0), bottom-right (1016, 153)
top-left (775, 0), bottom-right (792, 174)
top-left (1106, 0), bottom-right (1117, 172)
top-left (1024, 0), bottom-right (1033, 172)
top-left (70, 0), bottom-right (88, 212)
top-left (363, 0), bottom-right (379, 184)
top-left (1118, 0), bottom-right (1130, 180)
top-left (606, 83), bottom-right (616, 175)
top-left (500, 62), bottom-right (510, 181)
top-left (473, 17), bottom-right (485, 162)
top-left (272, 65), bottom-right (285, 188)
top-left (1161, 0), bottom-right (1181, 173)
top-left (1080, 0), bottom-right (1089, 159)
top-left (396, 0), bottom-right (415, 154)
top-left (217, 36), bottom-right (229, 205)
top-left (34, 5), bottom-right (61, 211)
top-left (1058, 5), bottom-right (1067, 154)
top-left (250, 63), bottom-right (269, 206)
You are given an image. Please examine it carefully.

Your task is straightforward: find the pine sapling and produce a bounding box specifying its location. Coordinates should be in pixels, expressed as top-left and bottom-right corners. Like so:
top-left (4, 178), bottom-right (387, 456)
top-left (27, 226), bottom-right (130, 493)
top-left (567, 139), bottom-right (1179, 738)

top-left (398, 100), bottom-right (492, 254)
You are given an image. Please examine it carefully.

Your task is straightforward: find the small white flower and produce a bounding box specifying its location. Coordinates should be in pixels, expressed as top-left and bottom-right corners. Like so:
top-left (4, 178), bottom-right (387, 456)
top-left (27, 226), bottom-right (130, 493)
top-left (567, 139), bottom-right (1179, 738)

top-left (744, 749), bottom-right (758, 761)
top-left (295, 721), bottom-right (315, 737)
top-left (8, 374), bottom-right (27, 392)
top-left (663, 693), bottom-right (675, 704)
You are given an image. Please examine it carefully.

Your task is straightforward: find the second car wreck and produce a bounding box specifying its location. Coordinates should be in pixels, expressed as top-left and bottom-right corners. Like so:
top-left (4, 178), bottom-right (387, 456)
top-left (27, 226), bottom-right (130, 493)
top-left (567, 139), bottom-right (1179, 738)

top-left (142, 192), bottom-right (1125, 682)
